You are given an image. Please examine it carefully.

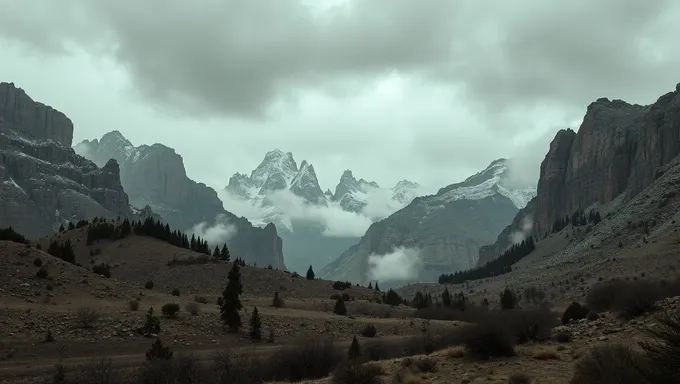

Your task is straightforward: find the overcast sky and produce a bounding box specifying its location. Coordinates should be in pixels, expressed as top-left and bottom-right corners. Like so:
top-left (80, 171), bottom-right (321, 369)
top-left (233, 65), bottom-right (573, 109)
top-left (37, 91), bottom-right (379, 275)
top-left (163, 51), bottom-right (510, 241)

top-left (1, 0), bottom-right (679, 194)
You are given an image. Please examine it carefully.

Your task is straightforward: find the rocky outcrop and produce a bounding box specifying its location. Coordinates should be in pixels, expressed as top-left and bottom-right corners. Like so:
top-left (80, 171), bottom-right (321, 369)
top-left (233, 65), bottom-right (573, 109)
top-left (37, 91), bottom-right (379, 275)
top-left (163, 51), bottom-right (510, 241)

top-left (0, 82), bottom-right (131, 238)
top-left (321, 159), bottom-right (535, 284)
top-left (481, 83), bottom-right (680, 264)
top-left (76, 131), bottom-right (285, 269)
top-left (0, 82), bottom-right (73, 146)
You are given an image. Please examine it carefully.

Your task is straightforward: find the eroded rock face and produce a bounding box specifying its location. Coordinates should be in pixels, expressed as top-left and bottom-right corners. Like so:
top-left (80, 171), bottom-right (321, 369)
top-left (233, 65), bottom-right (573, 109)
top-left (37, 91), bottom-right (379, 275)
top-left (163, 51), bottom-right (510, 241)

top-left (482, 83), bottom-right (680, 264)
top-left (0, 83), bottom-right (131, 237)
top-left (76, 131), bottom-right (286, 269)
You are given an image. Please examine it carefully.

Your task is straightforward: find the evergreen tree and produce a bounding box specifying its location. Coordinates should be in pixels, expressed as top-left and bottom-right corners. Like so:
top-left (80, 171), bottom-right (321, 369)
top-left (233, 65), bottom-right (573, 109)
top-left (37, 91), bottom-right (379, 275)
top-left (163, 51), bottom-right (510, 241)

top-left (412, 292), bottom-right (429, 309)
top-left (442, 287), bottom-right (452, 308)
top-left (384, 289), bottom-right (403, 306)
top-left (220, 244), bottom-right (231, 261)
top-left (451, 292), bottom-right (468, 311)
top-left (333, 296), bottom-right (347, 315)
top-left (348, 336), bottom-right (361, 359)
top-left (67, 222), bottom-right (75, 230)
top-left (249, 307), bottom-right (262, 340)
top-left (58, 224), bottom-right (65, 232)
top-left (500, 287), bottom-right (517, 310)
top-left (374, 282), bottom-right (380, 292)
top-left (368, 282), bottom-right (373, 290)
top-left (272, 291), bottom-right (284, 308)
top-left (306, 265), bottom-right (315, 280)
top-left (190, 234), bottom-right (196, 251)
top-left (140, 307), bottom-right (161, 336)
top-left (220, 263), bottom-right (243, 332)
top-left (213, 245), bottom-right (220, 258)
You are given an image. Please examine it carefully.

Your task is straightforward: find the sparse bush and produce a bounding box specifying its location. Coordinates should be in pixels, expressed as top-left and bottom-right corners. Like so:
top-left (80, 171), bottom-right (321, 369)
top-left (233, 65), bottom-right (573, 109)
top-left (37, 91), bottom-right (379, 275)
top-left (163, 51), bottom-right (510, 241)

top-left (92, 263), bottom-right (111, 278)
top-left (264, 338), bottom-right (340, 381)
top-left (462, 323), bottom-right (515, 360)
top-left (34, 258), bottom-right (43, 267)
top-left (348, 336), bottom-right (361, 359)
top-left (76, 308), bottom-right (100, 329)
top-left (128, 299), bottom-right (140, 311)
top-left (171, 288), bottom-right (180, 296)
top-left (185, 302), bottom-right (200, 316)
top-left (562, 302), bottom-right (589, 324)
top-left (413, 357), bottom-right (437, 372)
top-left (445, 346), bottom-right (465, 358)
top-left (44, 329), bottom-right (54, 343)
top-left (554, 329), bottom-right (573, 343)
top-left (638, 308), bottom-right (680, 382)
top-left (194, 295), bottom-right (208, 304)
top-left (272, 291), bottom-right (285, 308)
top-left (144, 280), bottom-right (154, 290)
top-left (508, 373), bottom-right (532, 384)
top-left (69, 357), bottom-right (118, 384)
top-left (161, 303), bottom-right (180, 318)
top-left (586, 279), bottom-right (662, 319)
top-left (332, 362), bottom-right (383, 384)
top-left (36, 266), bottom-right (49, 279)
top-left (586, 311), bottom-right (600, 321)
top-left (146, 338), bottom-right (173, 360)
top-left (249, 307), bottom-right (262, 341)
top-left (139, 307), bottom-right (161, 336)
top-left (532, 346), bottom-right (559, 360)
top-left (569, 344), bottom-right (649, 384)
top-left (361, 324), bottom-right (377, 338)
top-left (333, 281), bottom-right (352, 290)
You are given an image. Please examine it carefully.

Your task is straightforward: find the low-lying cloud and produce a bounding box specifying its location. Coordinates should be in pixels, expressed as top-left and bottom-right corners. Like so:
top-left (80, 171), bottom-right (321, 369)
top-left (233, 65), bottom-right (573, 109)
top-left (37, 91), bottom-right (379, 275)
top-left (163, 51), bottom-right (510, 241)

top-left (188, 215), bottom-right (237, 246)
top-left (367, 246), bottom-right (422, 281)
top-left (509, 215), bottom-right (534, 245)
top-left (219, 187), bottom-right (414, 238)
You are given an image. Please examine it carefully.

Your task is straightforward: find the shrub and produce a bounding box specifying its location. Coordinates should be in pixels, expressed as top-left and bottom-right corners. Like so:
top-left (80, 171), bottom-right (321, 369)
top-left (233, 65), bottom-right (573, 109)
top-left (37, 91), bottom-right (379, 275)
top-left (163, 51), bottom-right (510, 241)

top-left (194, 295), bottom-right (208, 304)
top-left (348, 336), bottom-right (361, 359)
top-left (361, 324), bottom-right (377, 338)
top-left (638, 308), bottom-right (680, 382)
top-left (145, 280), bottom-right (154, 290)
top-left (332, 362), bottom-right (383, 384)
top-left (445, 346), bottom-right (465, 358)
top-left (333, 281), bottom-right (352, 290)
top-left (586, 311), bottom-right (600, 321)
top-left (185, 302), bottom-right (200, 316)
top-left (34, 258), bottom-right (43, 267)
top-left (272, 291), bottom-right (285, 308)
top-left (76, 308), bottom-right (100, 329)
top-left (146, 338), bottom-right (173, 360)
top-left (562, 302), bottom-right (589, 324)
top-left (263, 338), bottom-right (340, 381)
top-left (36, 266), bottom-right (49, 279)
top-left (334, 297), bottom-right (347, 315)
top-left (554, 329), bottom-right (573, 343)
top-left (463, 323), bottom-right (515, 360)
top-left (413, 357), bottom-right (437, 372)
top-left (532, 346), bottom-right (559, 360)
top-left (569, 344), bottom-right (648, 384)
top-left (44, 329), bottom-right (54, 343)
top-left (500, 287), bottom-right (518, 310)
top-left (384, 289), bottom-right (403, 306)
top-left (92, 263), bottom-right (111, 278)
top-left (508, 373), bottom-right (532, 384)
top-left (139, 307), bottom-right (161, 336)
top-left (505, 307), bottom-right (559, 344)
top-left (161, 303), bottom-right (180, 318)
top-left (171, 288), bottom-right (180, 296)
top-left (586, 279), bottom-right (662, 319)
top-left (128, 299), bottom-right (140, 311)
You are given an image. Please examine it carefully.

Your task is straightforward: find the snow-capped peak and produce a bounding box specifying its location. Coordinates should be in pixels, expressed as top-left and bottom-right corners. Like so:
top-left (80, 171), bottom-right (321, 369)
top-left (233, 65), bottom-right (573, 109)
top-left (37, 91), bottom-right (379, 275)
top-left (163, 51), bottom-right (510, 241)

top-left (434, 158), bottom-right (536, 209)
top-left (391, 179), bottom-right (420, 205)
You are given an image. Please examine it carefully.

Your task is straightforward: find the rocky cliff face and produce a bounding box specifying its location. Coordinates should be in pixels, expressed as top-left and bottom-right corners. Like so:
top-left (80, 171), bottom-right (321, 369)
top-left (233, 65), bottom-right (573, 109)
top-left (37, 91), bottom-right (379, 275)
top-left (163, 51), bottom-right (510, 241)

top-left (0, 82), bottom-right (131, 238)
top-left (75, 131), bottom-right (286, 269)
top-left (481, 83), bottom-right (680, 265)
top-left (320, 159), bottom-right (536, 284)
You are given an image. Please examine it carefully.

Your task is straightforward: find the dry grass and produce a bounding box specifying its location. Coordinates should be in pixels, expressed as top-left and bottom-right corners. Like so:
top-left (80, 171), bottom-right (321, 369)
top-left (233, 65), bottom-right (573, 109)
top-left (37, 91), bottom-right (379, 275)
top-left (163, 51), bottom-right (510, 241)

top-left (444, 346), bottom-right (465, 358)
top-left (532, 346), bottom-right (559, 360)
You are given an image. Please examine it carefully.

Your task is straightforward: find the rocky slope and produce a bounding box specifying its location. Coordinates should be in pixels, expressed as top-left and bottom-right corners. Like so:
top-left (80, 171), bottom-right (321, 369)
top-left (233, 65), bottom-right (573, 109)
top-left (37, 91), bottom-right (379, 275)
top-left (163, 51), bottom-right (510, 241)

top-left (480, 83), bottom-right (680, 266)
top-left (330, 169), bottom-right (420, 214)
top-left (0, 82), bottom-right (132, 238)
top-left (74, 133), bottom-right (286, 269)
top-left (320, 159), bottom-right (537, 284)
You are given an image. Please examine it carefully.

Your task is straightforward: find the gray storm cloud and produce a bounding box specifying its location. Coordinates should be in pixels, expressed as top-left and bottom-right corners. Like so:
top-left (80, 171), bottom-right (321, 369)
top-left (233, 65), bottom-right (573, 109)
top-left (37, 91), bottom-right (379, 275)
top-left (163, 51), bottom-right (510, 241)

top-left (367, 247), bottom-right (422, 282)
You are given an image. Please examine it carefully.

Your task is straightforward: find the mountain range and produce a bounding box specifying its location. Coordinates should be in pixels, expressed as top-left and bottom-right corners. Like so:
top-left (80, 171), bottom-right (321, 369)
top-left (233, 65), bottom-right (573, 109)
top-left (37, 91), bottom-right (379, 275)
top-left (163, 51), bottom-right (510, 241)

top-left (320, 158), bottom-right (537, 285)
top-left (222, 149), bottom-right (423, 273)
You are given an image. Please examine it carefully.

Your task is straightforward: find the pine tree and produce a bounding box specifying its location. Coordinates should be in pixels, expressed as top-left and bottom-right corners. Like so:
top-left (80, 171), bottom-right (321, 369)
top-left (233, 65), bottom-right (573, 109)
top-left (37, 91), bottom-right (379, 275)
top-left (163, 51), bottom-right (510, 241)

top-left (368, 282), bottom-right (373, 290)
top-left (306, 265), bottom-right (315, 280)
top-left (442, 287), bottom-right (452, 308)
top-left (140, 307), bottom-right (161, 336)
top-left (221, 263), bottom-right (243, 332)
top-left (220, 244), bottom-right (230, 261)
top-left (249, 307), bottom-right (262, 340)
top-left (213, 245), bottom-right (220, 258)
top-left (58, 224), bottom-right (65, 232)
top-left (272, 291), bottom-right (284, 308)
top-left (333, 296), bottom-right (347, 315)
top-left (374, 282), bottom-right (380, 292)
top-left (500, 287), bottom-right (517, 310)
top-left (348, 335), bottom-right (361, 359)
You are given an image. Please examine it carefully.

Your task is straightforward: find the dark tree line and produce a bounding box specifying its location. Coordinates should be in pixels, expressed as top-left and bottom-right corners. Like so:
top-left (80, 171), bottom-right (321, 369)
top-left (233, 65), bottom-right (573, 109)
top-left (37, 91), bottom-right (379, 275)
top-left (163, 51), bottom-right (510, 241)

top-left (550, 208), bottom-right (602, 235)
top-left (0, 227), bottom-right (29, 244)
top-left (84, 217), bottom-right (231, 260)
top-left (47, 239), bottom-right (76, 264)
top-left (438, 236), bottom-right (536, 284)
